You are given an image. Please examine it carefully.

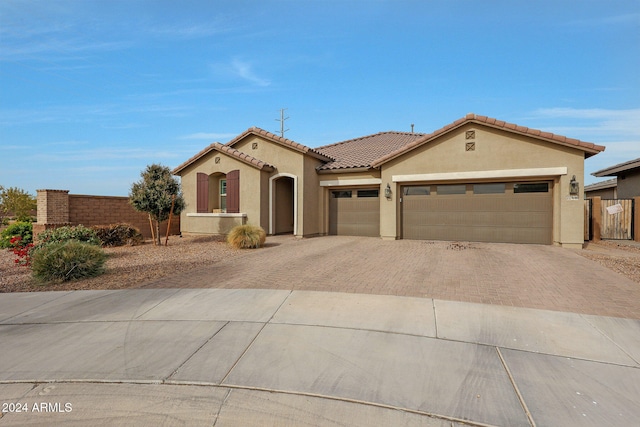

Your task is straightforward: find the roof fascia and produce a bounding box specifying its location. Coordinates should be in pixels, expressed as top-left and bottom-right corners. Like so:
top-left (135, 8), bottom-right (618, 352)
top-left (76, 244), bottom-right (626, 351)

top-left (592, 158), bottom-right (640, 177)
top-left (172, 143), bottom-right (273, 175)
top-left (227, 127), bottom-right (333, 162)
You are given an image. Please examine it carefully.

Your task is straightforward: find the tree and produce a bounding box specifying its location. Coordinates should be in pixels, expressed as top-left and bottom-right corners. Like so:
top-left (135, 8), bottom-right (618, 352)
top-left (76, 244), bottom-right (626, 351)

top-left (129, 164), bottom-right (185, 246)
top-left (0, 186), bottom-right (37, 223)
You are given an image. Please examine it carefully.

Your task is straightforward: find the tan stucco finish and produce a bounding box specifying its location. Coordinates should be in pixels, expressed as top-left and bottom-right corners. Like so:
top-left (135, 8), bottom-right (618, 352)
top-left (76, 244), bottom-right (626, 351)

top-left (379, 124), bottom-right (586, 246)
top-left (175, 120), bottom-right (596, 247)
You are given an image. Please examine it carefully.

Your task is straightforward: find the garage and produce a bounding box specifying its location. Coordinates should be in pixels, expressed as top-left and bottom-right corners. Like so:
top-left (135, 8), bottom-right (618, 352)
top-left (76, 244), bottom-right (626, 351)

top-left (401, 181), bottom-right (552, 244)
top-left (329, 188), bottom-right (380, 237)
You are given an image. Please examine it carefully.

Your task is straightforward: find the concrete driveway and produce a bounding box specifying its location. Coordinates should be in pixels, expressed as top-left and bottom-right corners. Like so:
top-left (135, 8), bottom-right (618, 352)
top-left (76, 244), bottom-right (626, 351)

top-left (1, 236), bottom-right (639, 426)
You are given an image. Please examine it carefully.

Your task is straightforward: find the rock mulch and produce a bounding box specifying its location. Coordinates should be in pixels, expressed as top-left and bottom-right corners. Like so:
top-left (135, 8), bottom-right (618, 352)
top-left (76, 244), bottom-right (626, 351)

top-left (0, 235), bottom-right (244, 293)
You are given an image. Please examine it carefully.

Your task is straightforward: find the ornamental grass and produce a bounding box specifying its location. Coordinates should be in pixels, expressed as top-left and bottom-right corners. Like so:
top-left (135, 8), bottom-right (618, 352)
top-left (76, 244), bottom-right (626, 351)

top-left (227, 225), bottom-right (266, 249)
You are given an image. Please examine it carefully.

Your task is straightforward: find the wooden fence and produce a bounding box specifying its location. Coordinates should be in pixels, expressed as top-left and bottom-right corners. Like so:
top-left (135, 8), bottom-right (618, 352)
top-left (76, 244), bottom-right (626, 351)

top-left (585, 197), bottom-right (637, 241)
top-left (600, 199), bottom-right (633, 239)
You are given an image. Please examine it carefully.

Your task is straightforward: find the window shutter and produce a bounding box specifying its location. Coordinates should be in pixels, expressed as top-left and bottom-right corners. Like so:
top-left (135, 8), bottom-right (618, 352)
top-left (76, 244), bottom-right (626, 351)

top-left (197, 173), bottom-right (209, 213)
top-left (226, 169), bottom-right (240, 213)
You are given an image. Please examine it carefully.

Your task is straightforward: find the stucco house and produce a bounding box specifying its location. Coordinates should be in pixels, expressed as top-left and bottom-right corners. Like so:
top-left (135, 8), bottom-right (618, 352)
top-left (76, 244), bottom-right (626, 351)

top-left (172, 113), bottom-right (605, 248)
top-left (591, 157), bottom-right (640, 198)
top-left (584, 178), bottom-right (617, 199)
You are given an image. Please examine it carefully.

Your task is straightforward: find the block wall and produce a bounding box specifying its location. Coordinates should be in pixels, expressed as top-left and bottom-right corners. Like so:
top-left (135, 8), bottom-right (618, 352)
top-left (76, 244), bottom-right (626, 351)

top-left (34, 190), bottom-right (180, 239)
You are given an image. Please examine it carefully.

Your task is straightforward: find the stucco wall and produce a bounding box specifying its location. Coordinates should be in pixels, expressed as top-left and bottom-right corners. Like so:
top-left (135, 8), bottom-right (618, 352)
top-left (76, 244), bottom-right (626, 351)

top-left (178, 150), bottom-right (265, 235)
top-left (617, 171), bottom-right (640, 198)
top-left (378, 124), bottom-right (586, 247)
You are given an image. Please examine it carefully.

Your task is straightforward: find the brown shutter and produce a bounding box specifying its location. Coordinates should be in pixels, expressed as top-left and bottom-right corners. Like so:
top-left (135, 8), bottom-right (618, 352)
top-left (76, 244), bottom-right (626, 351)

top-left (197, 173), bottom-right (209, 213)
top-left (226, 169), bottom-right (240, 213)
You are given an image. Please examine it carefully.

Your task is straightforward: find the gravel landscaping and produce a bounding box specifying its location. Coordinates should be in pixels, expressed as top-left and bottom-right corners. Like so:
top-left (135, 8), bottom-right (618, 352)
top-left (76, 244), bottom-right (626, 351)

top-left (0, 235), bottom-right (244, 293)
top-left (1, 236), bottom-right (639, 293)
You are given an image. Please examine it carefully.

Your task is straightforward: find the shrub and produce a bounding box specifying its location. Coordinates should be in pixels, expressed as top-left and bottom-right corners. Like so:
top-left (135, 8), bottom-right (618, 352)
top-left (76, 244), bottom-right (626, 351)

top-left (9, 236), bottom-right (34, 266)
top-left (92, 223), bottom-right (144, 247)
top-left (227, 225), bottom-right (266, 249)
top-left (30, 241), bottom-right (107, 283)
top-left (0, 221), bottom-right (33, 249)
top-left (36, 225), bottom-right (101, 247)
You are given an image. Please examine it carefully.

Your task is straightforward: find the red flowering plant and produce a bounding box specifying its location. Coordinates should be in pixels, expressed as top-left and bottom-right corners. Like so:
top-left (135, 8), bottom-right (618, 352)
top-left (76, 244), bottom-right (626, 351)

top-left (9, 236), bottom-right (34, 267)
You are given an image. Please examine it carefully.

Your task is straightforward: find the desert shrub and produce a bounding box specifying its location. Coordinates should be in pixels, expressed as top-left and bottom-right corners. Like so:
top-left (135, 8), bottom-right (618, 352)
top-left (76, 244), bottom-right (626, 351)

top-left (30, 241), bottom-right (107, 283)
top-left (0, 221), bottom-right (33, 249)
top-left (92, 223), bottom-right (144, 247)
top-left (227, 224), bottom-right (266, 249)
top-left (36, 225), bottom-right (101, 247)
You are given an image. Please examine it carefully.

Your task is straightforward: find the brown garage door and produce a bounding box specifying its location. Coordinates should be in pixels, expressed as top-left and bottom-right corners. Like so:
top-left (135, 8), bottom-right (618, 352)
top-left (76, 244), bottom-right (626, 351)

top-left (402, 182), bottom-right (552, 244)
top-left (329, 189), bottom-right (380, 237)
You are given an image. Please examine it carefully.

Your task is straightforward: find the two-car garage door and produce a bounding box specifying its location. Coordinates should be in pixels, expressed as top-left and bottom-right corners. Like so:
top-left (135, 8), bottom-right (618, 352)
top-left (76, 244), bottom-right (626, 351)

top-left (401, 182), bottom-right (552, 244)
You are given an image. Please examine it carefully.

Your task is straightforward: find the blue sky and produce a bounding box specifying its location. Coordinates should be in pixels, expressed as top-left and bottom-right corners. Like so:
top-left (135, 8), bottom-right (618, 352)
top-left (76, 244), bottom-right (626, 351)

top-left (1, 0), bottom-right (639, 196)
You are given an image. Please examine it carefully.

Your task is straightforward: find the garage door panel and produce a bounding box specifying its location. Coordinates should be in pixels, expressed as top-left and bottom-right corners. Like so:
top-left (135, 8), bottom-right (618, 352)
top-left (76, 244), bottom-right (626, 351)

top-left (402, 182), bottom-right (552, 244)
top-left (329, 193), bottom-right (380, 237)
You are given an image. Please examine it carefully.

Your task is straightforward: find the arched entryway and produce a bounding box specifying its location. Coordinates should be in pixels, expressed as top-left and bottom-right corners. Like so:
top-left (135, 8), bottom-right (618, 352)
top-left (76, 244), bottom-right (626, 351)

top-left (269, 174), bottom-right (297, 235)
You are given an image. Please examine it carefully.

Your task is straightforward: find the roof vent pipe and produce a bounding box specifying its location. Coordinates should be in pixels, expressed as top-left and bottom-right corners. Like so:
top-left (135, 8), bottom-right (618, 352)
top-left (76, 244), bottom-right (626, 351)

top-left (411, 123), bottom-right (414, 133)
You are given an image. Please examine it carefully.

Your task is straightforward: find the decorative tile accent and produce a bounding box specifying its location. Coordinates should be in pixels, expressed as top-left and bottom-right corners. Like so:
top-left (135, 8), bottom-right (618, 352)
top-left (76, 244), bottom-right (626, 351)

top-left (215, 157), bottom-right (221, 164)
top-left (466, 142), bottom-right (476, 151)
top-left (466, 130), bottom-right (475, 139)
top-left (252, 142), bottom-right (258, 149)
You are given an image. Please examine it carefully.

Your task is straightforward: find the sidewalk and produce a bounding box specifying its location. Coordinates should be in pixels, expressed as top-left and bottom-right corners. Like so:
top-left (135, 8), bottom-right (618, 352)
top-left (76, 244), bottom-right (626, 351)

top-left (1, 289), bottom-right (639, 426)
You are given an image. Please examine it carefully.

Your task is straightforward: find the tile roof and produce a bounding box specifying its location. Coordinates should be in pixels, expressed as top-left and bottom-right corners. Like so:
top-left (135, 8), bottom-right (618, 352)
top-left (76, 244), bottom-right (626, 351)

top-left (315, 131), bottom-right (426, 170)
top-left (371, 113), bottom-right (606, 167)
top-left (592, 157), bottom-right (640, 177)
top-left (584, 178), bottom-right (617, 192)
top-left (227, 127), bottom-right (333, 161)
top-left (172, 142), bottom-right (275, 175)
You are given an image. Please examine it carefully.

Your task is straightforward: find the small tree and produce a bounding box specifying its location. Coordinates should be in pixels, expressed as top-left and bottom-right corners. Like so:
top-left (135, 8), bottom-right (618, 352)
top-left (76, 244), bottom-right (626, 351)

top-left (0, 186), bottom-right (37, 223)
top-left (129, 164), bottom-right (185, 246)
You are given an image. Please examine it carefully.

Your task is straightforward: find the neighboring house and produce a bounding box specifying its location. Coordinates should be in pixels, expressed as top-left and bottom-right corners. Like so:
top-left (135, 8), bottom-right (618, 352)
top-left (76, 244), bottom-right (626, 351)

top-left (584, 178), bottom-right (617, 199)
top-left (173, 113), bottom-right (605, 248)
top-left (591, 157), bottom-right (640, 198)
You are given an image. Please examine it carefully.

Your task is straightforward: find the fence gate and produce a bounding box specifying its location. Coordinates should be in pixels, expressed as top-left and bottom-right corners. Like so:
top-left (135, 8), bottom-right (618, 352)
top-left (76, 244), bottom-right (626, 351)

top-left (600, 199), bottom-right (634, 240)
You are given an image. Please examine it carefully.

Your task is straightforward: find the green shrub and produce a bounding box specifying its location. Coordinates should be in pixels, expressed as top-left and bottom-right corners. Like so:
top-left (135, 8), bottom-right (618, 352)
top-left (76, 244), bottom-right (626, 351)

top-left (227, 224), bottom-right (266, 249)
top-left (92, 223), bottom-right (144, 247)
top-left (31, 241), bottom-right (107, 283)
top-left (0, 221), bottom-right (33, 249)
top-left (36, 225), bottom-right (101, 247)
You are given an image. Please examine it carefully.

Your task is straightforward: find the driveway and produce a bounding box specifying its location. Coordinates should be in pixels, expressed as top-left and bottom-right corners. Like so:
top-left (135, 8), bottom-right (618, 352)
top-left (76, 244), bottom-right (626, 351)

top-left (2, 237), bottom-right (640, 426)
top-left (142, 235), bottom-right (640, 319)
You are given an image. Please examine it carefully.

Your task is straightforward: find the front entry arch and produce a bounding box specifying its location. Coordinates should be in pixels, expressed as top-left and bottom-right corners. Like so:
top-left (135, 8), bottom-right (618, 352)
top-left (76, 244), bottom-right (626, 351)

top-left (269, 173), bottom-right (298, 235)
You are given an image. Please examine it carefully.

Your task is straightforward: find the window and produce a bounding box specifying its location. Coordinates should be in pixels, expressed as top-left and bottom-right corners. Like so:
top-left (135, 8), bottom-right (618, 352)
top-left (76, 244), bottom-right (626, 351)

top-left (436, 184), bottom-right (466, 195)
top-left (474, 183), bottom-right (505, 194)
top-left (514, 183), bottom-right (549, 193)
top-left (403, 186), bottom-right (430, 196)
top-left (332, 190), bottom-right (352, 198)
top-left (357, 189), bottom-right (379, 198)
top-left (220, 179), bottom-right (227, 212)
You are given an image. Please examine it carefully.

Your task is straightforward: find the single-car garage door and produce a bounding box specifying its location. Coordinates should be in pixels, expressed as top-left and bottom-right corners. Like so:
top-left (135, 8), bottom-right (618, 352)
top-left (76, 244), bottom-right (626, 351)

top-left (329, 188), bottom-right (380, 237)
top-left (402, 182), bottom-right (552, 244)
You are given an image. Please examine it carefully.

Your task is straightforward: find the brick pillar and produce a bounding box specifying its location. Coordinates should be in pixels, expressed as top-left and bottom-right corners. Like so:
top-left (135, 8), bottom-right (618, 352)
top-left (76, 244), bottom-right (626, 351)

top-left (33, 189), bottom-right (71, 240)
top-left (635, 197), bottom-right (640, 243)
top-left (591, 196), bottom-right (601, 242)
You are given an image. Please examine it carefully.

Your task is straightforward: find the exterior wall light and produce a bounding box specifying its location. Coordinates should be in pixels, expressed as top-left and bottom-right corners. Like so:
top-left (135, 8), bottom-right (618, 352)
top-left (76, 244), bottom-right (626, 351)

top-left (570, 175), bottom-right (580, 197)
top-left (385, 183), bottom-right (392, 199)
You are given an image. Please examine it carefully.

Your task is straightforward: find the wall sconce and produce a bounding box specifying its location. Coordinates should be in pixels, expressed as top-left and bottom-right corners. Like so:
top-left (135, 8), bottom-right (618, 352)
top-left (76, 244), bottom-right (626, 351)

top-left (569, 175), bottom-right (579, 196)
top-left (384, 183), bottom-right (392, 199)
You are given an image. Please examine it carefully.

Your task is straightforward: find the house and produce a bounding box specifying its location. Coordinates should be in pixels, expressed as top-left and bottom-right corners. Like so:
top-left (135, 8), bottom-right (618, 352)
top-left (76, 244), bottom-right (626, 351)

top-left (584, 178), bottom-right (617, 199)
top-left (172, 113), bottom-right (605, 248)
top-left (591, 157), bottom-right (640, 198)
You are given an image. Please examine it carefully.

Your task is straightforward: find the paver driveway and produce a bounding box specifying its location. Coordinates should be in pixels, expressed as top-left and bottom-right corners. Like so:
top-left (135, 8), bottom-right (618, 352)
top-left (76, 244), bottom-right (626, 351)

top-left (142, 235), bottom-right (640, 319)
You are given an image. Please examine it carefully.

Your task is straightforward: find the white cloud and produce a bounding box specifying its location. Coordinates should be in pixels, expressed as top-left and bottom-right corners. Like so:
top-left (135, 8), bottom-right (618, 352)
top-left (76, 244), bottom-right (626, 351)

top-left (232, 59), bottom-right (270, 87)
top-left (148, 23), bottom-right (231, 40)
top-left (179, 132), bottom-right (237, 141)
top-left (529, 107), bottom-right (640, 138)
